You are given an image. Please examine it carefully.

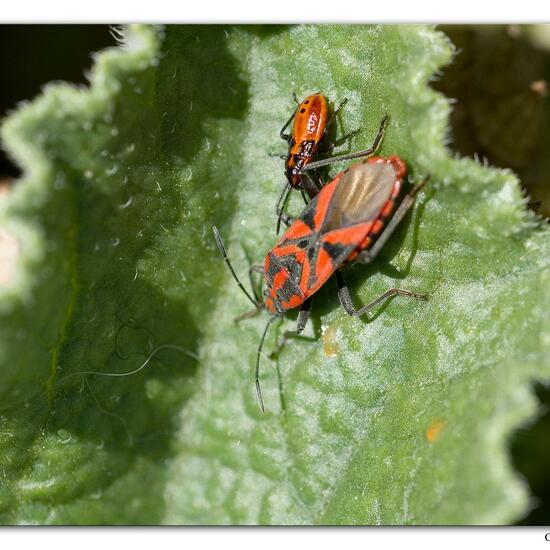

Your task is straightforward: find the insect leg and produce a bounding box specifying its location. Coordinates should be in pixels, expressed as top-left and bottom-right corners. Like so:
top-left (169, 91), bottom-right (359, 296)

top-left (275, 185), bottom-right (297, 229)
top-left (233, 261), bottom-right (263, 322)
top-left (275, 170), bottom-right (321, 235)
top-left (275, 169), bottom-right (326, 236)
top-left (325, 97), bottom-right (349, 133)
top-left (318, 127), bottom-right (361, 155)
top-left (234, 307), bottom-right (263, 323)
top-left (248, 264), bottom-right (264, 303)
top-left (301, 170), bottom-right (322, 199)
top-left (336, 271), bottom-right (427, 318)
top-left (356, 176), bottom-right (429, 265)
top-left (301, 114), bottom-right (389, 171)
top-left (269, 298), bottom-right (313, 359)
top-left (280, 106), bottom-right (297, 141)
top-left (275, 182), bottom-right (293, 235)
top-left (319, 98), bottom-right (361, 154)
top-left (333, 127), bottom-right (362, 148)
top-left (332, 97), bottom-right (348, 117)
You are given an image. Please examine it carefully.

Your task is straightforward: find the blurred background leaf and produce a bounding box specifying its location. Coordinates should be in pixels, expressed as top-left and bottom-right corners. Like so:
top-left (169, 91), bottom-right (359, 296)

top-left (432, 25), bottom-right (550, 524)
top-left (433, 25), bottom-right (550, 218)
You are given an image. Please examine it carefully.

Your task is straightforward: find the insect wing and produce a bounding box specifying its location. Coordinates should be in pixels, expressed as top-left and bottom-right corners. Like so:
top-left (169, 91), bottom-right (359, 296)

top-left (305, 161), bottom-right (397, 296)
top-left (322, 161), bottom-right (397, 232)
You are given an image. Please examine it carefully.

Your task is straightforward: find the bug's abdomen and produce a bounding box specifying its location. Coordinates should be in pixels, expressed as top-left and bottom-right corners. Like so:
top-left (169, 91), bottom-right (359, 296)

top-left (285, 140), bottom-right (316, 187)
top-left (293, 93), bottom-right (328, 144)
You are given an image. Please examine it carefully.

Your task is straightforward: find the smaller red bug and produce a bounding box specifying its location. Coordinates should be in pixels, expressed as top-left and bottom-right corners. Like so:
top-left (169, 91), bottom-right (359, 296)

top-left (275, 93), bottom-right (364, 234)
top-left (215, 124), bottom-right (429, 411)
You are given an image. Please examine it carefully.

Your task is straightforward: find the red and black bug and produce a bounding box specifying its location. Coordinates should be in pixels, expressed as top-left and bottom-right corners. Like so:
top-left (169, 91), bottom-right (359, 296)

top-left (281, 93), bottom-right (329, 192)
top-left (275, 93), bottom-right (364, 233)
top-left (214, 121), bottom-right (429, 411)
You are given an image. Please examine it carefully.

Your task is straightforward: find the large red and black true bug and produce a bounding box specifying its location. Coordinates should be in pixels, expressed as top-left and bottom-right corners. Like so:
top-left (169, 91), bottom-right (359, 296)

top-left (214, 123), bottom-right (428, 411)
top-left (275, 93), bottom-right (365, 233)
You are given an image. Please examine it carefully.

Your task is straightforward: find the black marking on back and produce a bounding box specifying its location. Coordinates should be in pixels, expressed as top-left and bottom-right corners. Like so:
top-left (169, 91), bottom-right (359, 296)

top-left (279, 277), bottom-right (299, 302)
top-left (280, 253), bottom-right (303, 284)
top-left (305, 239), bottom-right (323, 291)
top-left (265, 252), bottom-right (280, 285)
top-left (301, 204), bottom-right (316, 230)
top-left (323, 240), bottom-right (347, 262)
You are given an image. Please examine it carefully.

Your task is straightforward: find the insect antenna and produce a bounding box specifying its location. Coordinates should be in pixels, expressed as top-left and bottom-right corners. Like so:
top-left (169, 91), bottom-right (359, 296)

top-left (255, 315), bottom-right (279, 412)
top-left (212, 226), bottom-right (259, 308)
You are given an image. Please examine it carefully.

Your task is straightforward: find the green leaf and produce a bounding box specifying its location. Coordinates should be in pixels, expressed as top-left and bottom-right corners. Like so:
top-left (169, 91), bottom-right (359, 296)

top-left (1, 24), bottom-right (549, 525)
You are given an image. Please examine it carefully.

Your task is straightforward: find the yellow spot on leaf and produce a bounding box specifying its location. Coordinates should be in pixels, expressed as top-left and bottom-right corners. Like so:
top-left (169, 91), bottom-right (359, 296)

top-left (322, 323), bottom-right (339, 357)
top-left (425, 419), bottom-right (446, 443)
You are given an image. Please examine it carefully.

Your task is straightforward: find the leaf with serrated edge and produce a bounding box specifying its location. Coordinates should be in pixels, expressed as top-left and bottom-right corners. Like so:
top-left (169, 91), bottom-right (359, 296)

top-left (0, 25), bottom-right (548, 525)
